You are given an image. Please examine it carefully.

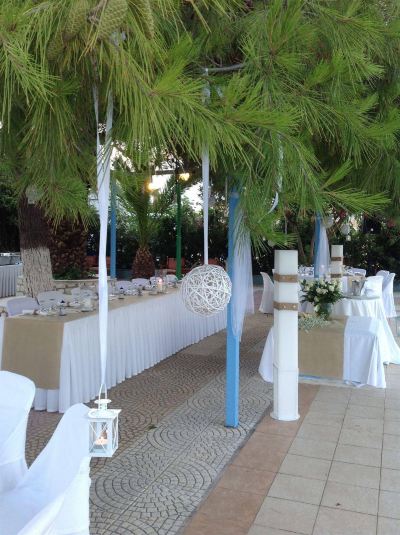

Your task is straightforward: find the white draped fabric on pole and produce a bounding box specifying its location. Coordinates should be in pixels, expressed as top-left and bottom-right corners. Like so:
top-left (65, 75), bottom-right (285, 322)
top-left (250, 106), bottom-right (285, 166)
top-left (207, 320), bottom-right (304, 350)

top-left (231, 207), bottom-right (254, 338)
top-left (315, 223), bottom-right (330, 278)
top-left (94, 88), bottom-right (113, 395)
top-left (202, 146), bottom-right (209, 264)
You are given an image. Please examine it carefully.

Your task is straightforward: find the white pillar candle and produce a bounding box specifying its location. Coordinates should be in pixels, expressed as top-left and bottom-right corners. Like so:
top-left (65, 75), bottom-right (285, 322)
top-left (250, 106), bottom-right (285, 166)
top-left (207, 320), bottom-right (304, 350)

top-left (330, 245), bottom-right (344, 287)
top-left (272, 250), bottom-right (299, 422)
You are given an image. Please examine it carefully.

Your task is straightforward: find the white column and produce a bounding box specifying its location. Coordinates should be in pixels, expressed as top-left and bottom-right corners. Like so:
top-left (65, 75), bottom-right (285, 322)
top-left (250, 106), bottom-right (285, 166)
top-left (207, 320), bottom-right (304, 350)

top-left (330, 245), bottom-right (343, 287)
top-left (271, 250), bottom-right (299, 421)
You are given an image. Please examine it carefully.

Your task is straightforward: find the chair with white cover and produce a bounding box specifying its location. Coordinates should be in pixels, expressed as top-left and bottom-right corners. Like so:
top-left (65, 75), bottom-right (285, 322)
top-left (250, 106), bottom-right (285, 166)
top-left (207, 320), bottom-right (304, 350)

top-left (6, 297), bottom-right (39, 317)
top-left (165, 274), bottom-right (178, 283)
top-left (70, 287), bottom-right (95, 299)
top-left (36, 291), bottom-right (67, 306)
top-left (116, 280), bottom-right (133, 291)
top-left (0, 371), bottom-right (35, 493)
top-left (361, 275), bottom-right (384, 297)
top-left (0, 403), bottom-right (91, 535)
top-left (259, 272), bottom-right (274, 314)
top-left (352, 268), bottom-right (367, 276)
top-left (377, 270), bottom-right (390, 279)
top-left (382, 273), bottom-right (396, 318)
top-left (131, 278), bottom-right (149, 286)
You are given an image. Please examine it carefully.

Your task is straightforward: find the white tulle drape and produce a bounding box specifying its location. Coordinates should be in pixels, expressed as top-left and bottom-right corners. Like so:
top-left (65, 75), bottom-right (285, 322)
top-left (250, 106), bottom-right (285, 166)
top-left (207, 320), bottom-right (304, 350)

top-left (94, 89), bottom-right (113, 391)
top-left (315, 223), bottom-right (330, 278)
top-left (231, 206), bottom-right (254, 338)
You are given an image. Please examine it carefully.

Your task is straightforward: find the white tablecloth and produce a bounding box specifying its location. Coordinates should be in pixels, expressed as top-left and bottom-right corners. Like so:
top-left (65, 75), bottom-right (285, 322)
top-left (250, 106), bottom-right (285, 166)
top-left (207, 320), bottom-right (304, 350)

top-left (0, 291), bottom-right (226, 412)
top-left (259, 316), bottom-right (387, 388)
top-left (0, 265), bottom-right (22, 298)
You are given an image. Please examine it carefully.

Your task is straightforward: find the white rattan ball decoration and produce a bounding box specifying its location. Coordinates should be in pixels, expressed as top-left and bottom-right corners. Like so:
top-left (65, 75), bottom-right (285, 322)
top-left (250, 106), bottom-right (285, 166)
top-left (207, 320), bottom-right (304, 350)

top-left (180, 264), bottom-right (232, 316)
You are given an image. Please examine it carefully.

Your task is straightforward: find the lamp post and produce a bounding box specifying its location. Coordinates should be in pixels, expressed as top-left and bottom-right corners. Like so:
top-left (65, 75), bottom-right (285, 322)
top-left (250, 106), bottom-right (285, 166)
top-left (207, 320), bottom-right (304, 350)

top-left (175, 170), bottom-right (189, 280)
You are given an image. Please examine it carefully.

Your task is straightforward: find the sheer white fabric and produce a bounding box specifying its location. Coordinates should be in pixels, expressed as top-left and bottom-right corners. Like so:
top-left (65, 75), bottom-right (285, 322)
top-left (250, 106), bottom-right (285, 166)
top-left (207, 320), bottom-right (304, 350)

top-left (259, 317), bottom-right (386, 388)
top-left (231, 209), bottom-right (254, 338)
top-left (315, 224), bottom-right (330, 277)
top-left (382, 273), bottom-right (396, 318)
top-left (165, 275), bottom-right (178, 283)
top-left (6, 298), bottom-right (39, 317)
top-left (377, 270), bottom-right (390, 279)
top-left (0, 265), bottom-right (23, 298)
top-left (37, 291), bottom-right (67, 306)
top-left (259, 272), bottom-right (274, 314)
top-left (0, 372), bottom-right (35, 493)
top-left (0, 292), bottom-right (226, 412)
top-left (131, 278), bottom-right (150, 286)
top-left (0, 404), bottom-right (91, 535)
top-left (362, 276), bottom-right (384, 297)
top-left (352, 268), bottom-right (367, 276)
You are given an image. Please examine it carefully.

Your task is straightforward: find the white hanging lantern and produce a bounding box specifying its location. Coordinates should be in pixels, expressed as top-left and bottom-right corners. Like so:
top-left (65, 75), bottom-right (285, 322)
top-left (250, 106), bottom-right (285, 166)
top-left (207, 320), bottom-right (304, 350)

top-left (88, 397), bottom-right (120, 458)
top-left (26, 185), bottom-right (42, 205)
top-left (180, 264), bottom-right (232, 316)
top-left (340, 223), bottom-right (350, 236)
top-left (267, 239), bottom-right (275, 247)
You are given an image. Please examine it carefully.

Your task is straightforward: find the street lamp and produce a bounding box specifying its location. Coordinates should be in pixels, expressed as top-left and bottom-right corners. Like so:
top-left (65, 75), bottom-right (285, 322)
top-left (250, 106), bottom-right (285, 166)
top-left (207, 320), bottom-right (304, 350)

top-left (175, 170), bottom-right (189, 280)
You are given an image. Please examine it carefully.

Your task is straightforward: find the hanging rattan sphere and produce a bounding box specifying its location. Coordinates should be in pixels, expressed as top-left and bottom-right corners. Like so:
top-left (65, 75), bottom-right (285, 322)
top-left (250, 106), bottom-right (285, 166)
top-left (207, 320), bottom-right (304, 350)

top-left (180, 264), bottom-right (232, 317)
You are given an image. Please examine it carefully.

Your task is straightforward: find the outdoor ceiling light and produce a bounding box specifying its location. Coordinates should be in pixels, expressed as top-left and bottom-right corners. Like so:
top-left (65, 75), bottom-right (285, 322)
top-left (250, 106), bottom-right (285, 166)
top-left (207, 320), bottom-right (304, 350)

top-left (179, 172), bottom-right (190, 181)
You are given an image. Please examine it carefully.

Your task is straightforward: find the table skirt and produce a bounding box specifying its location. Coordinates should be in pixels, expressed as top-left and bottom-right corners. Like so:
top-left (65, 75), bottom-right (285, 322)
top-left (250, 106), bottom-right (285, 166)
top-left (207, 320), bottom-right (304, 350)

top-left (0, 265), bottom-right (22, 298)
top-left (1, 292), bottom-right (226, 412)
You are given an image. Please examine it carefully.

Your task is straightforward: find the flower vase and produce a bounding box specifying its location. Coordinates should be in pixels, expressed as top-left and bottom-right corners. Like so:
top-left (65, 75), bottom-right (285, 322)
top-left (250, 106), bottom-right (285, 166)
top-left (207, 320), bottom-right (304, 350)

top-left (316, 302), bottom-right (333, 320)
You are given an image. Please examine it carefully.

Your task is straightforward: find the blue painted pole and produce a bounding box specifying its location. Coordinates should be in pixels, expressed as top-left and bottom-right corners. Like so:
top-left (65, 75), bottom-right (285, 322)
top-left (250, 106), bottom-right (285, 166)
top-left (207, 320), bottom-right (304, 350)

top-left (110, 177), bottom-right (117, 279)
top-left (314, 214), bottom-right (322, 279)
top-left (225, 190), bottom-right (240, 428)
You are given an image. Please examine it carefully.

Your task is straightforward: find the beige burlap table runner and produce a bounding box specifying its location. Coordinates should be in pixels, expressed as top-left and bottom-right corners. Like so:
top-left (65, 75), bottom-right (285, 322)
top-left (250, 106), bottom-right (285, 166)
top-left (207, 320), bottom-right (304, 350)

top-left (299, 319), bottom-right (346, 379)
top-left (1, 290), bottom-right (177, 389)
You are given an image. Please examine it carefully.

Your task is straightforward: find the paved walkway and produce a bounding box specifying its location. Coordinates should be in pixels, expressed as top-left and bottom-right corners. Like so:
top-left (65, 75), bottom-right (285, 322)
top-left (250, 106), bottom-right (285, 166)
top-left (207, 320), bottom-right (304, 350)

top-left (183, 366), bottom-right (400, 535)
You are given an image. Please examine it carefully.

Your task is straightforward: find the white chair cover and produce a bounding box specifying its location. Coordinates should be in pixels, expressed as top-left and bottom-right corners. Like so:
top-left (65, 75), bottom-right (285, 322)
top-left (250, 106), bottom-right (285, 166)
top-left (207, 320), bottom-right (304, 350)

top-left (70, 287), bottom-right (95, 298)
top-left (352, 268), bottom-right (367, 276)
top-left (6, 298), bottom-right (39, 317)
top-left (377, 270), bottom-right (390, 279)
top-left (0, 372), bottom-right (35, 493)
top-left (165, 274), bottom-right (178, 283)
top-left (0, 404), bottom-right (91, 535)
top-left (259, 272), bottom-right (274, 314)
top-left (36, 291), bottom-right (67, 306)
top-left (382, 273), bottom-right (396, 318)
top-left (362, 275), bottom-right (384, 297)
top-left (115, 280), bottom-right (133, 291)
top-left (131, 278), bottom-right (150, 286)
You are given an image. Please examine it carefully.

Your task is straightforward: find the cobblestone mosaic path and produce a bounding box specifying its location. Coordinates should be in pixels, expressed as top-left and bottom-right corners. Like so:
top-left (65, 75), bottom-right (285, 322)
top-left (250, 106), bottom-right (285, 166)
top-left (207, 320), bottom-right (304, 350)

top-left (26, 306), bottom-right (274, 534)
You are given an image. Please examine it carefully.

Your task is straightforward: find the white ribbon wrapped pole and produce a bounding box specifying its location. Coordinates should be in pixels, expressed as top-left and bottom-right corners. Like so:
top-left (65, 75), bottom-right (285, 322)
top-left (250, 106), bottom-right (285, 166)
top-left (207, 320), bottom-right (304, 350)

top-left (93, 88), bottom-right (113, 395)
top-left (202, 146), bottom-right (209, 264)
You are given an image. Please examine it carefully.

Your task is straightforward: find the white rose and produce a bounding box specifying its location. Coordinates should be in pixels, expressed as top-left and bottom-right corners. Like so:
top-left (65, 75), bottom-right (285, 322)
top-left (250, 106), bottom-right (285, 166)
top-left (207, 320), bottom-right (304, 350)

top-left (314, 297), bottom-right (319, 303)
top-left (315, 304), bottom-right (320, 311)
top-left (317, 288), bottom-right (323, 294)
top-left (328, 285), bottom-right (334, 291)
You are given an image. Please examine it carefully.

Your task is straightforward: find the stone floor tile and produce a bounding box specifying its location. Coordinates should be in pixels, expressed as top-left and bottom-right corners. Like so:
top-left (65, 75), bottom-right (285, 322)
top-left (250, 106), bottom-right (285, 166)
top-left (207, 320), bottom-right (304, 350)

top-left (377, 516), bottom-right (400, 535)
top-left (380, 468), bottom-right (400, 493)
top-left (279, 454), bottom-right (330, 481)
top-left (343, 415), bottom-right (384, 435)
top-left (379, 490), bottom-right (400, 519)
top-left (339, 428), bottom-right (383, 450)
top-left (199, 487), bottom-right (265, 530)
top-left (384, 420), bottom-right (400, 436)
top-left (297, 422), bottom-right (341, 442)
top-left (256, 417), bottom-right (301, 437)
top-left (382, 449), bottom-right (400, 470)
top-left (303, 412), bottom-right (344, 427)
top-left (349, 396), bottom-right (385, 408)
top-left (289, 437), bottom-right (336, 461)
top-left (385, 398), bottom-right (400, 410)
top-left (351, 388), bottom-right (385, 399)
top-left (217, 465), bottom-right (276, 496)
top-left (184, 512), bottom-right (248, 535)
top-left (268, 473), bottom-right (325, 505)
top-left (334, 444), bottom-right (382, 467)
top-left (309, 400), bottom-right (347, 415)
top-left (346, 404), bottom-right (384, 419)
top-left (328, 461), bottom-right (380, 489)
top-left (254, 497), bottom-right (318, 535)
top-left (385, 408), bottom-right (400, 422)
top-left (313, 507), bottom-right (376, 535)
top-left (233, 444), bottom-right (287, 473)
top-left (383, 434), bottom-right (399, 451)
top-left (248, 526), bottom-right (303, 535)
top-left (321, 480), bottom-right (379, 514)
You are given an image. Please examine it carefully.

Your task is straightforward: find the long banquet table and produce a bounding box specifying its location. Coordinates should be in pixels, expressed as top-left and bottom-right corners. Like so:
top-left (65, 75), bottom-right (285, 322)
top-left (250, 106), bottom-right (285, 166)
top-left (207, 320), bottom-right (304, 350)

top-left (0, 289), bottom-right (227, 412)
top-left (0, 264), bottom-right (23, 298)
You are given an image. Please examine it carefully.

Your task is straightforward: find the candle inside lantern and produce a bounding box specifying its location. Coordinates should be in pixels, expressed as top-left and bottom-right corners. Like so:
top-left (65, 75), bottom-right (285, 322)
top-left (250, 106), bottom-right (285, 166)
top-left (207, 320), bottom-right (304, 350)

top-left (157, 277), bottom-right (163, 292)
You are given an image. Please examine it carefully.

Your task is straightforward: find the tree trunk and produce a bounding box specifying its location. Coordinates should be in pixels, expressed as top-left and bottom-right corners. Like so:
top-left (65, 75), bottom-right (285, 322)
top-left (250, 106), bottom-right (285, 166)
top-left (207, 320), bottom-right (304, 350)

top-left (132, 246), bottom-right (155, 279)
top-left (48, 217), bottom-right (88, 277)
top-left (18, 197), bottom-right (54, 297)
